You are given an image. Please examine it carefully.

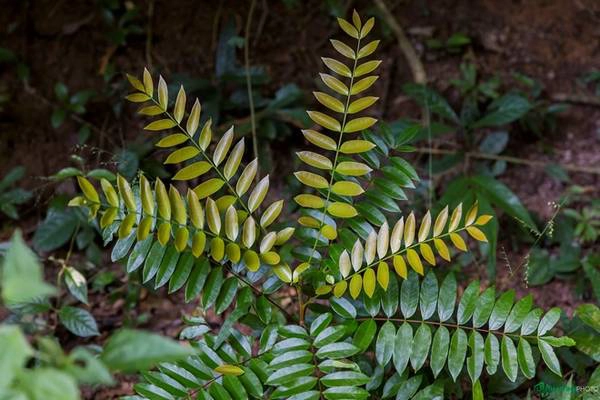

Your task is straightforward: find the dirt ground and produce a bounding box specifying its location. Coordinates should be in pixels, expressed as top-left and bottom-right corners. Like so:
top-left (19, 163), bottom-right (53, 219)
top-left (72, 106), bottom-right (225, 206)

top-left (1, 0), bottom-right (599, 398)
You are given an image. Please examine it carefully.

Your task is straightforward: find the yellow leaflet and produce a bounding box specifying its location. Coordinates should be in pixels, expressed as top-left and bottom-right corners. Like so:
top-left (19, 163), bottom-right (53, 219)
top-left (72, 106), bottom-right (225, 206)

top-left (393, 255), bottom-right (407, 279)
top-left (406, 249), bottom-right (424, 275)
top-left (350, 274), bottom-right (362, 299)
top-left (363, 268), bottom-right (376, 298)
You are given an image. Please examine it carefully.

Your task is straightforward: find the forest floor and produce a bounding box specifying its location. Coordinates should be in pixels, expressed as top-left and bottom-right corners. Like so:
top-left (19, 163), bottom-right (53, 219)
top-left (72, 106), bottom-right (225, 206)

top-left (1, 0), bottom-right (599, 398)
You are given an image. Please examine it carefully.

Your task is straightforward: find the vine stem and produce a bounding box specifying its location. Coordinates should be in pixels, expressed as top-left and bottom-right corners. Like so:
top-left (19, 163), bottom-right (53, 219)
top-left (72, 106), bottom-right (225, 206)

top-left (244, 0), bottom-right (259, 180)
top-left (360, 316), bottom-right (540, 341)
top-left (414, 146), bottom-right (600, 175)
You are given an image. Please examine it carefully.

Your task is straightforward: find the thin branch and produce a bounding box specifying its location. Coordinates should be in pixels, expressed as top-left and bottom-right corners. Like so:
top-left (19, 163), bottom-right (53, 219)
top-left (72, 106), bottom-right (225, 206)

top-left (374, 0), bottom-right (426, 84)
top-left (145, 0), bottom-right (154, 70)
top-left (244, 0), bottom-right (259, 179)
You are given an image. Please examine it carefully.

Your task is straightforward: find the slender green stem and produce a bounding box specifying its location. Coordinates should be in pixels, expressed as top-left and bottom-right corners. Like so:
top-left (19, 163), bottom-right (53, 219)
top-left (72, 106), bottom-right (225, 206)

top-left (244, 0), bottom-right (259, 179)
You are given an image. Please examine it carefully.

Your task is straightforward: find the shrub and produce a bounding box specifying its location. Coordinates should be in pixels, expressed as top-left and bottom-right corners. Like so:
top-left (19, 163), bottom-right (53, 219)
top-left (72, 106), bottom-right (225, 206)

top-left (69, 11), bottom-right (574, 399)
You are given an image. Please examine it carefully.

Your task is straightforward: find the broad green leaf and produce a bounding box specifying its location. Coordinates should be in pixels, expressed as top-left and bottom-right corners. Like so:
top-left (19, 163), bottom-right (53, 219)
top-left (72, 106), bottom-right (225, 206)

top-left (58, 306), bottom-right (99, 337)
top-left (375, 321), bottom-right (395, 366)
top-left (489, 290), bottom-right (515, 330)
top-left (448, 328), bottom-right (467, 381)
top-left (517, 338), bottom-right (536, 379)
top-left (521, 308), bottom-right (542, 335)
top-left (437, 273), bottom-right (457, 322)
top-left (330, 297), bottom-right (356, 319)
top-left (202, 267), bottom-right (224, 309)
top-left (538, 339), bottom-right (561, 376)
top-left (430, 326), bottom-right (449, 378)
top-left (470, 175), bottom-right (536, 231)
top-left (154, 245), bottom-right (180, 288)
top-left (266, 364), bottom-right (314, 385)
top-left (331, 181), bottom-right (364, 196)
top-left (457, 280), bottom-right (480, 325)
top-left (410, 324), bottom-right (432, 371)
top-left (501, 336), bottom-right (518, 382)
top-left (314, 326), bottom-right (346, 348)
top-left (538, 307), bottom-right (561, 336)
top-left (2, 231), bottom-right (56, 304)
top-left (472, 287), bottom-right (495, 328)
top-left (472, 94), bottom-right (531, 128)
top-left (20, 368), bottom-right (79, 400)
top-left (102, 329), bottom-right (192, 372)
top-left (0, 325), bottom-right (32, 390)
top-left (320, 371), bottom-right (370, 387)
top-left (327, 202), bottom-right (358, 218)
top-left (64, 266), bottom-right (88, 304)
top-left (403, 83), bottom-right (459, 123)
top-left (401, 272), bottom-right (419, 318)
top-left (393, 322), bottom-right (413, 375)
top-left (353, 319), bottom-right (376, 352)
top-left (419, 272), bottom-right (438, 320)
top-left (484, 333), bottom-right (500, 375)
top-left (505, 295), bottom-right (533, 333)
top-left (381, 273), bottom-right (399, 317)
top-left (357, 39), bottom-right (379, 58)
top-left (316, 342), bottom-right (359, 360)
top-left (466, 331), bottom-right (484, 383)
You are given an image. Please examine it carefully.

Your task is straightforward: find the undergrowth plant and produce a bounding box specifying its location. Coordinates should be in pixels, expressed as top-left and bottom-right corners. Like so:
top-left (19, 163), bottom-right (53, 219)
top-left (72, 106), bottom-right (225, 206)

top-left (69, 11), bottom-right (576, 399)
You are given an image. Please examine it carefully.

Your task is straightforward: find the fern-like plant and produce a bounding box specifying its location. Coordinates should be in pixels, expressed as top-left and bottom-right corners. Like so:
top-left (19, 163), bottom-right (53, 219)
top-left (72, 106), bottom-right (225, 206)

top-left (70, 11), bottom-right (574, 399)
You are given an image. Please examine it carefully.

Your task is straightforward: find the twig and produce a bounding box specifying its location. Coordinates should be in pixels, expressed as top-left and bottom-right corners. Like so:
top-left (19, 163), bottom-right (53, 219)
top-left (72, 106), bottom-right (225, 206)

top-left (211, 0), bottom-right (224, 54)
top-left (145, 0), bottom-right (154, 70)
top-left (253, 0), bottom-right (269, 47)
top-left (415, 146), bottom-right (600, 175)
top-left (244, 0), bottom-right (259, 179)
top-left (374, 0), bottom-right (426, 84)
top-left (551, 92), bottom-right (600, 106)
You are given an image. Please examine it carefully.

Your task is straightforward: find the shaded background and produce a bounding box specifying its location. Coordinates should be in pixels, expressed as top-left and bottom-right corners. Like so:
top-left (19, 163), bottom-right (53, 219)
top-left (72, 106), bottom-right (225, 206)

top-left (1, 0), bottom-right (599, 397)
